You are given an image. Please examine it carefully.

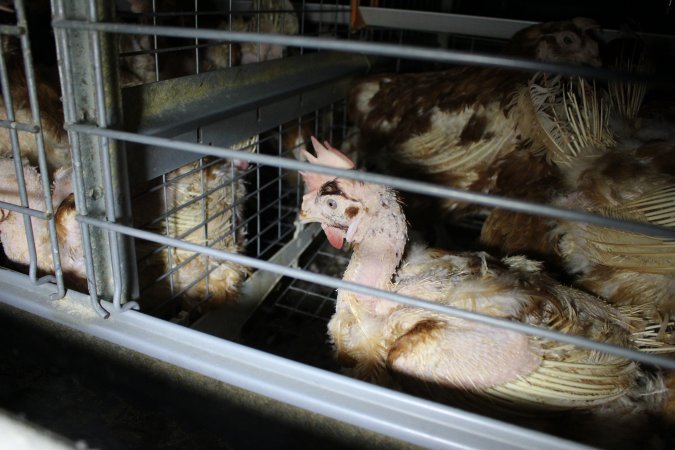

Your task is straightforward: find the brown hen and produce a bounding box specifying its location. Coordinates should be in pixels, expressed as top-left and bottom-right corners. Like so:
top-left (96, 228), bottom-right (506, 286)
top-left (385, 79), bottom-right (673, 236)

top-left (517, 72), bottom-right (675, 329)
top-left (349, 17), bottom-right (600, 224)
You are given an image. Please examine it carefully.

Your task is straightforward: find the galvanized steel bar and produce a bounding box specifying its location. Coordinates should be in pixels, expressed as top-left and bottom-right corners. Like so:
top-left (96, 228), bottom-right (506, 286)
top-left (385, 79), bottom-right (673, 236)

top-left (0, 119), bottom-right (39, 133)
top-left (0, 24), bottom-right (25, 36)
top-left (0, 200), bottom-right (51, 220)
top-left (51, 19), bottom-right (665, 83)
top-left (359, 7), bottom-right (531, 38)
top-left (51, 0), bottom-right (109, 317)
top-left (67, 124), bottom-right (675, 240)
top-left (86, 0), bottom-right (137, 313)
top-left (0, 27), bottom-right (40, 282)
top-left (15, 0), bottom-right (67, 297)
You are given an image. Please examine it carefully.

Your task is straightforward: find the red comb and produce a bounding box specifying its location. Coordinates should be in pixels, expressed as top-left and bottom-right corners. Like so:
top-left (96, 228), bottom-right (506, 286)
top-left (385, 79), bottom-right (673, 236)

top-left (300, 136), bottom-right (355, 192)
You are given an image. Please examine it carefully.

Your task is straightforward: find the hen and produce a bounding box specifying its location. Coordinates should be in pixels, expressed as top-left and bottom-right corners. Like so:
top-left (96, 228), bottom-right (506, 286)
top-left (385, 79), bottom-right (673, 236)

top-left (119, 0), bottom-right (299, 86)
top-left (349, 17), bottom-right (601, 224)
top-left (0, 150), bottom-right (252, 315)
top-left (514, 69), bottom-right (675, 330)
top-left (0, 158), bottom-right (84, 288)
top-left (133, 142), bottom-right (254, 316)
top-left (0, 29), bottom-right (70, 176)
top-left (209, 0), bottom-right (299, 68)
top-left (298, 137), bottom-right (674, 443)
top-left (248, 0), bottom-right (298, 61)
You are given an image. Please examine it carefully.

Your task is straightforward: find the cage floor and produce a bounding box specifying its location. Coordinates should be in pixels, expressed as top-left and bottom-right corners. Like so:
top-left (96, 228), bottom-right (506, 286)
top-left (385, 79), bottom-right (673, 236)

top-left (240, 238), bottom-right (347, 372)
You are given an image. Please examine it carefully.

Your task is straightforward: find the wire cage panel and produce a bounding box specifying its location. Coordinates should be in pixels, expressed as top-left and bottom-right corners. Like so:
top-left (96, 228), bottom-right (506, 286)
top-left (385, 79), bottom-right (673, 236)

top-left (0, 0), bottom-right (674, 449)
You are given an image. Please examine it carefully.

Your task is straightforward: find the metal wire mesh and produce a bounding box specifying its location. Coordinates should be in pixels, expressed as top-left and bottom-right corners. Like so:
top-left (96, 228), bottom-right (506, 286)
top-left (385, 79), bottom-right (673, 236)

top-left (0, 4), bottom-right (674, 448)
top-left (115, 0), bottom-right (336, 86)
top-left (125, 98), bottom-right (350, 321)
top-left (273, 238), bottom-right (348, 320)
top-left (0, 0), bottom-right (663, 356)
top-left (0, 0), bottom-right (66, 297)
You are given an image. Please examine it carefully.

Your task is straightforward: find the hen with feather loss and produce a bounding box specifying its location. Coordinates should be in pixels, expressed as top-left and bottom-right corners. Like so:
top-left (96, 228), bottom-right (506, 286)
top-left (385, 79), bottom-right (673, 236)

top-left (298, 137), bottom-right (671, 420)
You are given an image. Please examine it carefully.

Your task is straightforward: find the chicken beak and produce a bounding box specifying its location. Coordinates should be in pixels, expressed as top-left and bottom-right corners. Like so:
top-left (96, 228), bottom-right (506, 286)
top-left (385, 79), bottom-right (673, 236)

top-left (298, 209), bottom-right (315, 224)
top-left (299, 192), bottom-right (320, 224)
top-left (298, 204), bottom-right (320, 223)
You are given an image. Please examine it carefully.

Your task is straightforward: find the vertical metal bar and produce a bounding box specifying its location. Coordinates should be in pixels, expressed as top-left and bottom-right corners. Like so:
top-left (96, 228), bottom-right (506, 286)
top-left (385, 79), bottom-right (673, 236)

top-left (52, 0), bottom-right (138, 315)
top-left (256, 137), bottom-right (261, 257)
top-left (295, 118), bottom-right (302, 210)
top-left (87, 0), bottom-right (134, 312)
top-left (152, 0), bottom-right (159, 82)
top-left (318, 0), bottom-right (324, 42)
top-left (161, 171), bottom-right (175, 295)
top-left (194, 0), bottom-right (200, 74)
top-left (254, 0), bottom-right (261, 62)
top-left (199, 156), bottom-right (209, 302)
top-left (0, 37), bottom-right (40, 283)
top-left (396, 31), bottom-right (403, 73)
top-left (276, 124), bottom-right (282, 239)
top-left (299, 0), bottom-right (305, 54)
top-left (229, 156), bottom-right (237, 247)
top-left (51, 0), bottom-right (108, 317)
top-left (13, 0), bottom-right (67, 297)
top-left (228, 0), bottom-right (233, 68)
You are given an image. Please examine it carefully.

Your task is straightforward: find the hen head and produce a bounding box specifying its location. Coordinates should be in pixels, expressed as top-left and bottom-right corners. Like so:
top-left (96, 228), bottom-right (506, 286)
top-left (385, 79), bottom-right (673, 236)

top-left (505, 17), bottom-right (601, 67)
top-left (299, 137), bottom-right (374, 249)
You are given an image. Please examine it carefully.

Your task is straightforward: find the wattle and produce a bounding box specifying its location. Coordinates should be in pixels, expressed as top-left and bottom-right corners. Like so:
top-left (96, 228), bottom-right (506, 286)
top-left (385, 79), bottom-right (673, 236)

top-left (322, 224), bottom-right (345, 249)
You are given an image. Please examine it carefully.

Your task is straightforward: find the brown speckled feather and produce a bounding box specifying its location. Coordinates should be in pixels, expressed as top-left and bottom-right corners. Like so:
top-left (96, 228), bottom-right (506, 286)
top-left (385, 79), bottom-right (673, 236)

top-left (349, 18), bottom-right (602, 219)
top-left (517, 68), bottom-right (675, 325)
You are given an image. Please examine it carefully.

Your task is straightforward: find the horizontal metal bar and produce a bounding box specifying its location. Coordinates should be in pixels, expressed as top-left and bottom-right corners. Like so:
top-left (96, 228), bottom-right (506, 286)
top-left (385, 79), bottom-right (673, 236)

top-left (0, 200), bottom-right (51, 220)
top-left (75, 214), bottom-right (675, 372)
top-left (51, 19), bottom-right (668, 82)
top-left (118, 3), bottom-right (294, 18)
top-left (0, 119), bottom-right (40, 133)
top-left (119, 41), bottom-right (217, 58)
top-left (358, 7), bottom-right (675, 45)
top-left (304, 3), bottom-right (675, 47)
top-left (67, 124), bottom-right (675, 240)
top-left (0, 24), bottom-right (25, 36)
top-left (360, 7), bottom-right (532, 38)
top-left (0, 274), bottom-right (588, 450)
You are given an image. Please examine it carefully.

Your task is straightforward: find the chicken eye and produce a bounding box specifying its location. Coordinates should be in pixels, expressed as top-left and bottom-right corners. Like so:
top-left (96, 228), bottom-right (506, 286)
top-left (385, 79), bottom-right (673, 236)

top-left (326, 199), bottom-right (337, 209)
top-left (560, 33), bottom-right (576, 46)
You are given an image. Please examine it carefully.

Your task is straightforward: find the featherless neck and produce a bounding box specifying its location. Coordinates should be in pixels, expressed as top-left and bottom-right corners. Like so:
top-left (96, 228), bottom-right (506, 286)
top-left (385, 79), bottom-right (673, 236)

top-left (341, 187), bottom-right (407, 294)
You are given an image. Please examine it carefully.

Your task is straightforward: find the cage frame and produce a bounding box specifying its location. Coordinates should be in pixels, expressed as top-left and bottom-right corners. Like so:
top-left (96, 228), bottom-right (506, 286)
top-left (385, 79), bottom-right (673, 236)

top-left (0, 1), bottom-right (673, 448)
